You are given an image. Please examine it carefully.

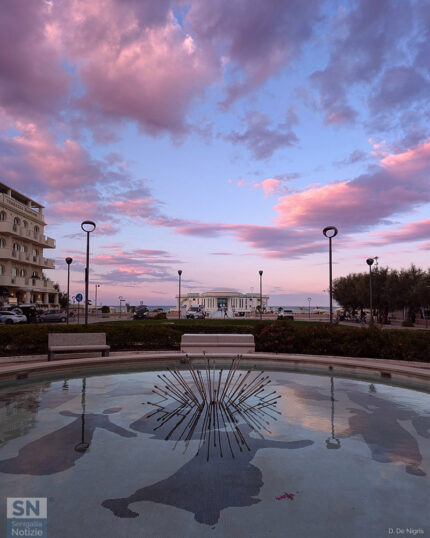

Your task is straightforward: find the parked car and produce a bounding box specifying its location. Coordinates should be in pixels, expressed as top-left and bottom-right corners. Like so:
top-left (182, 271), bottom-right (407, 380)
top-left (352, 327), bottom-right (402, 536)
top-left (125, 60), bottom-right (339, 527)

top-left (186, 306), bottom-right (205, 319)
top-left (147, 308), bottom-right (166, 319)
top-left (277, 309), bottom-right (294, 320)
top-left (14, 305), bottom-right (42, 323)
top-left (38, 310), bottom-right (67, 323)
top-left (133, 306), bottom-right (149, 320)
top-left (0, 310), bottom-right (27, 324)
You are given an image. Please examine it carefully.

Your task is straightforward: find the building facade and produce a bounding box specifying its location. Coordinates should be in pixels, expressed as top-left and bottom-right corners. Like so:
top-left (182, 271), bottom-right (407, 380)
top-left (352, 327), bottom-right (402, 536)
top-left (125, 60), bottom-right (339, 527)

top-left (0, 183), bottom-right (58, 307)
top-left (177, 288), bottom-right (269, 317)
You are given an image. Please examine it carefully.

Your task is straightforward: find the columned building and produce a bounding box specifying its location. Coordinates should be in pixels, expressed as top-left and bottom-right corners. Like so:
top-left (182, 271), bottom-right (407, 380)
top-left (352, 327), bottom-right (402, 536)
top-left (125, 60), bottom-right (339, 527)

top-left (0, 182), bottom-right (58, 308)
top-left (177, 288), bottom-right (269, 317)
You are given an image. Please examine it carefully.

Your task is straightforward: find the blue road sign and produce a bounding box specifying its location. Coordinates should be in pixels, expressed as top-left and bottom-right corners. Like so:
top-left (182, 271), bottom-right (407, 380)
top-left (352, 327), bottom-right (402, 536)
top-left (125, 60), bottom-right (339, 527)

top-left (75, 293), bottom-right (83, 303)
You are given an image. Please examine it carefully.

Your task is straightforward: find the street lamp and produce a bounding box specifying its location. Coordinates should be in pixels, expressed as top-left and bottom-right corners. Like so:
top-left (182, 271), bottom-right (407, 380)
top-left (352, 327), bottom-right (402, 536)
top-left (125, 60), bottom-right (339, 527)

top-left (81, 220), bottom-right (96, 325)
top-left (65, 257), bottom-right (73, 325)
top-left (95, 284), bottom-right (100, 316)
top-left (307, 297), bottom-right (311, 319)
top-left (178, 270), bottom-right (182, 319)
top-left (322, 226), bottom-right (338, 323)
top-left (119, 296), bottom-right (124, 319)
top-left (366, 258), bottom-right (374, 325)
top-left (259, 270), bottom-right (263, 320)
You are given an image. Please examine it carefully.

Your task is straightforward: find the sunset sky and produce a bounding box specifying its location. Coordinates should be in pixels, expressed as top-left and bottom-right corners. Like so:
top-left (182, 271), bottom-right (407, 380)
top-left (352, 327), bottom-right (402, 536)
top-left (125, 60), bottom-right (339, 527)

top-left (1, 0), bottom-right (430, 306)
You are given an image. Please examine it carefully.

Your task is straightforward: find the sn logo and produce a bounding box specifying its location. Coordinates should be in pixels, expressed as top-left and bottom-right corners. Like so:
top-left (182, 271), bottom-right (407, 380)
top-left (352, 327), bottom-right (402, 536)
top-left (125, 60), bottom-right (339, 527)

top-left (7, 498), bottom-right (47, 519)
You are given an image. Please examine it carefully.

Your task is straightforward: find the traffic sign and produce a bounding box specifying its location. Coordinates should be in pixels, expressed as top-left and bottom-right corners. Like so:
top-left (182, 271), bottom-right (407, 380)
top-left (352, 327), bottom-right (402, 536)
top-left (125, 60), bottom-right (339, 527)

top-left (75, 293), bottom-right (83, 303)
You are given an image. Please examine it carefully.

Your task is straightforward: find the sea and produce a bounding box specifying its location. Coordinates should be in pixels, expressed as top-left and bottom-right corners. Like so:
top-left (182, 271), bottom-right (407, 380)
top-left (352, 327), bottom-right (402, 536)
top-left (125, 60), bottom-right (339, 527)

top-left (109, 305), bottom-right (333, 313)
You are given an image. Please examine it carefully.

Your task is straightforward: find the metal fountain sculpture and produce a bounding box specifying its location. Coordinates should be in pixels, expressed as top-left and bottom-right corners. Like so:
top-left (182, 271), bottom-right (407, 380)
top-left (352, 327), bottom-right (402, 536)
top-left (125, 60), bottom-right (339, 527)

top-left (147, 354), bottom-right (281, 460)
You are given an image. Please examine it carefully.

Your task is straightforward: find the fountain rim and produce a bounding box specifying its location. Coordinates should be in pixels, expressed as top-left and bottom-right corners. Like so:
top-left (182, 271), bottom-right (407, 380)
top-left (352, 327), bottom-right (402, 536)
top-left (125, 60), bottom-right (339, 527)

top-left (0, 352), bottom-right (429, 393)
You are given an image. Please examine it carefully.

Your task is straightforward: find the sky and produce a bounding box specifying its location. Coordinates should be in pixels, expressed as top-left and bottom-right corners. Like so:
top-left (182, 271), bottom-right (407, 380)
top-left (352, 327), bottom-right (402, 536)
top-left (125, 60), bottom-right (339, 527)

top-left (1, 0), bottom-right (430, 307)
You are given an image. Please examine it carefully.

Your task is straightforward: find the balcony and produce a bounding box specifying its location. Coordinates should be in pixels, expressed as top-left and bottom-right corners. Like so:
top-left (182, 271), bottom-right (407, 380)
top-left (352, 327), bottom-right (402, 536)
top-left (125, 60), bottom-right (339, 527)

top-left (41, 258), bottom-right (55, 269)
top-left (0, 221), bottom-right (55, 249)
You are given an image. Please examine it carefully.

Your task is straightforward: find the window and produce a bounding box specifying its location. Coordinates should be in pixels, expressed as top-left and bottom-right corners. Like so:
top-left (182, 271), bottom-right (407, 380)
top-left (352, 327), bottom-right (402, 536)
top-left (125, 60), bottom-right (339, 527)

top-left (0, 211), bottom-right (5, 221)
top-left (23, 221), bottom-right (28, 228)
top-left (12, 267), bottom-right (18, 277)
top-left (20, 269), bottom-right (26, 278)
top-left (13, 242), bottom-right (19, 251)
top-left (0, 265), bottom-right (4, 275)
top-left (21, 245), bottom-right (27, 252)
top-left (34, 226), bottom-right (39, 233)
top-left (0, 238), bottom-right (5, 248)
top-left (13, 217), bottom-right (20, 225)
top-left (32, 248), bottom-right (38, 256)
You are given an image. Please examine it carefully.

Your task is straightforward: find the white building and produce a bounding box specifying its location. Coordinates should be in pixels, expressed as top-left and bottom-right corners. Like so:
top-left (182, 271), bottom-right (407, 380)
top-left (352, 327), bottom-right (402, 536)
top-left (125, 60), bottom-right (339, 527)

top-left (177, 288), bottom-right (269, 317)
top-left (0, 182), bottom-right (58, 307)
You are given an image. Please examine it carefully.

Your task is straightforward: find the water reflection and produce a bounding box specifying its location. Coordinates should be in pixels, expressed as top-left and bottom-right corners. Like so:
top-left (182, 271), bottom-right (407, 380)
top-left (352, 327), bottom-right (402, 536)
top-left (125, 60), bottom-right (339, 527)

top-left (326, 377), bottom-right (341, 450)
top-left (0, 379), bottom-right (136, 475)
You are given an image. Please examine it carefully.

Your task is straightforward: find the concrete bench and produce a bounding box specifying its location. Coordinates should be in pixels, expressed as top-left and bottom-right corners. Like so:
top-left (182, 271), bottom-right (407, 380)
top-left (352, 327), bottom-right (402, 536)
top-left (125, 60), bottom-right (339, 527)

top-left (180, 333), bottom-right (255, 354)
top-left (48, 333), bottom-right (110, 361)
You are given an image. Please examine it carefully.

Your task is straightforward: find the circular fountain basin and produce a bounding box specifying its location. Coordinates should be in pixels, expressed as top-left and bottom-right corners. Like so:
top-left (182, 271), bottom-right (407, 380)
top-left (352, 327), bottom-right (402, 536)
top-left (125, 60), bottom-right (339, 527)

top-left (0, 366), bottom-right (429, 537)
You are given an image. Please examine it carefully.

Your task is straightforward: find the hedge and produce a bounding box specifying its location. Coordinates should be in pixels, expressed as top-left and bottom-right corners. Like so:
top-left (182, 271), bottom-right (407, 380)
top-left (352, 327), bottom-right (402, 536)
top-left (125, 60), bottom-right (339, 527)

top-left (0, 320), bottom-right (429, 362)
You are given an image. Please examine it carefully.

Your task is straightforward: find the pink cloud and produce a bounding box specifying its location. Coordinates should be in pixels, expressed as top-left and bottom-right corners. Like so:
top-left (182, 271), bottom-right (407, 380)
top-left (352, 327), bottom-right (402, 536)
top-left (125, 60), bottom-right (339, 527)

top-left (258, 178), bottom-right (282, 197)
top-left (107, 199), bottom-right (159, 219)
top-left (274, 139), bottom-right (430, 230)
top-left (50, 0), bottom-right (219, 137)
top-left (367, 219), bottom-right (430, 245)
top-left (0, 0), bottom-right (70, 123)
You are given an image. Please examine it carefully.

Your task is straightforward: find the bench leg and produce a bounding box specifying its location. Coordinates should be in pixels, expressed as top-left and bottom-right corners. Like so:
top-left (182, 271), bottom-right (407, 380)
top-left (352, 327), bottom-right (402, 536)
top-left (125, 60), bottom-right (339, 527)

top-left (48, 351), bottom-right (54, 362)
top-left (102, 351), bottom-right (110, 357)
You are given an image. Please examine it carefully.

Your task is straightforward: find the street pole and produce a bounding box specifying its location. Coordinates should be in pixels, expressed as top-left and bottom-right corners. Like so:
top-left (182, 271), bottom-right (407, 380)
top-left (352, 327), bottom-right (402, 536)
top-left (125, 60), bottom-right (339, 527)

top-left (308, 297), bottom-right (311, 319)
top-left (95, 284), bottom-right (100, 316)
top-left (178, 270), bottom-right (182, 319)
top-left (119, 296), bottom-right (124, 319)
top-left (81, 221), bottom-right (96, 326)
top-left (323, 227), bottom-right (338, 324)
top-left (65, 257), bottom-right (73, 324)
top-left (259, 270), bottom-right (263, 320)
top-left (366, 258), bottom-right (374, 325)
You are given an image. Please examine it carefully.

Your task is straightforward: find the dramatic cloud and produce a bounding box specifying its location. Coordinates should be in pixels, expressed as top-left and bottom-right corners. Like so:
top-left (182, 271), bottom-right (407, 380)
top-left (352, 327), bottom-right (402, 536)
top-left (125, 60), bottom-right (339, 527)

top-left (369, 66), bottom-right (430, 112)
top-left (274, 139), bottom-right (430, 231)
top-left (311, 0), bottom-right (413, 125)
top-left (187, 0), bottom-right (321, 106)
top-left (226, 110), bottom-right (298, 159)
top-left (0, 0), bottom-right (70, 123)
top-left (367, 219), bottom-right (430, 245)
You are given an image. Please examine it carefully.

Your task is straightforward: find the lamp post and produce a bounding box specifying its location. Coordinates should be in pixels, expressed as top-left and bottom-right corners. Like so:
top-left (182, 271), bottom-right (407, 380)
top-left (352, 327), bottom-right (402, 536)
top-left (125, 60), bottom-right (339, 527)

top-left (178, 270), bottom-right (182, 319)
top-left (307, 297), bottom-right (311, 319)
top-left (65, 257), bottom-right (73, 325)
top-left (259, 270), bottom-right (263, 320)
top-left (81, 220), bottom-right (96, 325)
top-left (95, 284), bottom-right (100, 316)
top-left (119, 296), bottom-right (124, 319)
top-left (322, 226), bottom-right (338, 323)
top-left (366, 258), bottom-right (374, 325)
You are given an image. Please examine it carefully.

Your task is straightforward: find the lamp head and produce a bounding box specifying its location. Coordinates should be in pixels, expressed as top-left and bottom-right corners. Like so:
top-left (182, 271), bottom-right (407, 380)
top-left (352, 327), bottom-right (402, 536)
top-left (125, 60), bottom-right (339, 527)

top-left (65, 257), bottom-right (73, 265)
top-left (81, 220), bottom-right (96, 233)
top-left (259, 270), bottom-right (263, 276)
top-left (366, 258), bottom-right (374, 266)
top-left (178, 270), bottom-right (182, 276)
top-left (323, 226), bottom-right (338, 238)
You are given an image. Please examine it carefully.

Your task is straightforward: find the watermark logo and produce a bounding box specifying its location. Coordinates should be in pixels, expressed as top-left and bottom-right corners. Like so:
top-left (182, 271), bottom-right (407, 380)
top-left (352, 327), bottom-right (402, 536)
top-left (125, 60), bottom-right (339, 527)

top-left (7, 498), bottom-right (47, 537)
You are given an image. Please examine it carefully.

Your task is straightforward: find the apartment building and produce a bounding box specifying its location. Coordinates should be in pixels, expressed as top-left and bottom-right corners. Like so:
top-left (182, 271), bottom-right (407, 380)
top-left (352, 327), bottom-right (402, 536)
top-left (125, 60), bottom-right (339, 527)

top-left (0, 182), bottom-right (58, 308)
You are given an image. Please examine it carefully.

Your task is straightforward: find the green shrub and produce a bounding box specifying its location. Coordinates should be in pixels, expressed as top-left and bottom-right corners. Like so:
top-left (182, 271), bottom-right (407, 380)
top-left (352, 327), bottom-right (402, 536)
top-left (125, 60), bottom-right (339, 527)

top-left (0, 320), bottom-right (429, 362)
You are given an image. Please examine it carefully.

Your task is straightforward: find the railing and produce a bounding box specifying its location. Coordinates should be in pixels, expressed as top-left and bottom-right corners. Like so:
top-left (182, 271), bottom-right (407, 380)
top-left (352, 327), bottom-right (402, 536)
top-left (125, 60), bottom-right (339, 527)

top-left (0, 222), bottom-right (55, 249)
